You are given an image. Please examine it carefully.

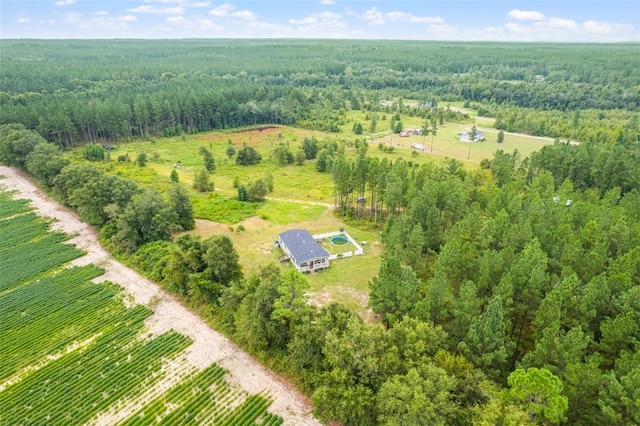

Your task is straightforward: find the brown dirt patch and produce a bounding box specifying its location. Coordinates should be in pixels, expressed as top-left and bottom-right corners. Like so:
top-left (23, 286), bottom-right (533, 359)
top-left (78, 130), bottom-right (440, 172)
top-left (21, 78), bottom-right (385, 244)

top-left (231, 125), bottom-right (280, 134)
top-left (237, 215), bottom-right (270, 231)
top-left (192, 218), bottom-right (233, 238)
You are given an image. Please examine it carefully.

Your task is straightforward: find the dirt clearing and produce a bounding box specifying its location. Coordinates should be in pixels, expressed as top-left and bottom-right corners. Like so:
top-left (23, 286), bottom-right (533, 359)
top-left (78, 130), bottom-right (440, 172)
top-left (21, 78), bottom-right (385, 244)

top-left (0, 166), bottom-right (320, 426)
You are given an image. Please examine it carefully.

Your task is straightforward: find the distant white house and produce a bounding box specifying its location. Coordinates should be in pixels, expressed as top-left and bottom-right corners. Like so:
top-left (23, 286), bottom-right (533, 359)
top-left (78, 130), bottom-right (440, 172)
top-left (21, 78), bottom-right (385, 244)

top-left (411, 143), bottom-right (425, 151)
top-left (459, 129), bottom-right (485, 142)
top-left (278, 229), bottom-right (329, 273)
top-left (400, 128), bottom-right (421, 137)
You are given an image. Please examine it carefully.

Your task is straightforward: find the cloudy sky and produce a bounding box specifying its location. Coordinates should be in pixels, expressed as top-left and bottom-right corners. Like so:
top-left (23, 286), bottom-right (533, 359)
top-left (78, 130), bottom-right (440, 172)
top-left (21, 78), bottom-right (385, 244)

top-left (2, 0), bottom-right (639, 42)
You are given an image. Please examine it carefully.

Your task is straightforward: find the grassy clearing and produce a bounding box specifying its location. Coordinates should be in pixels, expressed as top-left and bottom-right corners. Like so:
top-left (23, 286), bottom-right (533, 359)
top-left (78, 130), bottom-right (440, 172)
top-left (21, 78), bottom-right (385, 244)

top-left (342, 107), bottom-right (555, 167)
top-left (105, 127), bottom-right (336, 202)
top-left (191, 205), bottom-right (382, 318)
top-left (69, 108), bottom-right (553, 316)
top-left (305, 225), bottom-right (383, 316)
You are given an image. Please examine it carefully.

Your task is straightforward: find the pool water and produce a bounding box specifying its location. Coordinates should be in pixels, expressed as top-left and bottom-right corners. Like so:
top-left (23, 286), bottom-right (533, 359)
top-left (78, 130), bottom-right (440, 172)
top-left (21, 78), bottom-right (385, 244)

top-left (330, 235), bottom-right (349, 246)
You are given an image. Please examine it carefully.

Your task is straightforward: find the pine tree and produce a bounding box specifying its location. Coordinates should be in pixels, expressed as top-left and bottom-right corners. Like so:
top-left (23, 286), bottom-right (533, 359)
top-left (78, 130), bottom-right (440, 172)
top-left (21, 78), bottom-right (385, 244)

top-left (458, 296), bottom-right (514, 380)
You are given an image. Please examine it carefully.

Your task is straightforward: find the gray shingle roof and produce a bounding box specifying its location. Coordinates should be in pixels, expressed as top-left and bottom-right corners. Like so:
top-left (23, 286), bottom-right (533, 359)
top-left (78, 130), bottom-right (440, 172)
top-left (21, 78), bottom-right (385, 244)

top-left (279, 229), bottom-right (329, 264)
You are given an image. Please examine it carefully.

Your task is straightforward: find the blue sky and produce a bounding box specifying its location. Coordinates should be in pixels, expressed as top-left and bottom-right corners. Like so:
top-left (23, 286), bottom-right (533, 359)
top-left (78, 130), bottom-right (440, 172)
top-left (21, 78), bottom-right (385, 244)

top-left (2, 0), bottom-right (639, 41)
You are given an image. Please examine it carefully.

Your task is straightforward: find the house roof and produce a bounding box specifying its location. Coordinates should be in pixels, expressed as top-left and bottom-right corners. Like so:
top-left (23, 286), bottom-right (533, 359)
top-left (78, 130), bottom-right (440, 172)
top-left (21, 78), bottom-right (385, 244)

top-left (279, 229), bottom-right (329, 264)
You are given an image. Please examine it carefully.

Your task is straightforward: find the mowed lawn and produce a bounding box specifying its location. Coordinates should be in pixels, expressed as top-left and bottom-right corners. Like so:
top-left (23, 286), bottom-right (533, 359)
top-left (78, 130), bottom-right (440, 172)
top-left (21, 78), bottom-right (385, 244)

top-left (191, 206), bottom-right (383, 319)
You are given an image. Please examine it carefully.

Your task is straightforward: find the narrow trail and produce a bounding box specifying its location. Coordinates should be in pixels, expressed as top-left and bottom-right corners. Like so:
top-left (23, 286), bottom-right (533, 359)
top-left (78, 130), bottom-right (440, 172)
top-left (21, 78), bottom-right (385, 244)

top-left (0, 165), bottom-right (321, 426)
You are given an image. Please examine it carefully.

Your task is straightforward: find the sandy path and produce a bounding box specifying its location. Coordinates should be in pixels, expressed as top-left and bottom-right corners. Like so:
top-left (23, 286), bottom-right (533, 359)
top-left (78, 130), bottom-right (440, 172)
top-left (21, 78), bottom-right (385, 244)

top-left (0, 166), bottom-right (320, 426)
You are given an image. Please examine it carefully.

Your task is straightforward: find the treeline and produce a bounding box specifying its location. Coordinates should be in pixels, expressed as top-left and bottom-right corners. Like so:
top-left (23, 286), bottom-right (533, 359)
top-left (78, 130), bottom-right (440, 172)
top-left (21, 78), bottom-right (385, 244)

top-left (1, 40), bottom-right (639, 147)
top-left (490, 107), bottom-right (640, 144)
top-left (531, 139), bottom-right (640, 196)
top-left (0, 123), bottom-right (194, 253)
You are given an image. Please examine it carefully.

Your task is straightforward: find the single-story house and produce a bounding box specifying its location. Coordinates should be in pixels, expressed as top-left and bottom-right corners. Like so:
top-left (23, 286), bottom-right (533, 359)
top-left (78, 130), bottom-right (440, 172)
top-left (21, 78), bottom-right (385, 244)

top-left (278, 229), bottom-right (330, 273)
top-left (459, 130), bottom-right (485, 142)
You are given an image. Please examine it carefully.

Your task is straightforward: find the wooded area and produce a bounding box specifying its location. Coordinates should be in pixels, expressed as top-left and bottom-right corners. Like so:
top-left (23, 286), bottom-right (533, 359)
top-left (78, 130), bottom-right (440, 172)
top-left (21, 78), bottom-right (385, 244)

top-left (1, 39), bottom-right (639, 425)
top-left (1, 40), bottom-right (638, 145)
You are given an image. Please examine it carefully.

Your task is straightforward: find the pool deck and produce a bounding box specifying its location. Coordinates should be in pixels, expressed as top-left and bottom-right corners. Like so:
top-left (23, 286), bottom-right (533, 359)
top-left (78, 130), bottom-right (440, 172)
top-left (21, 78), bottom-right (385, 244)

top-left (313, 230), bottom-right (363, 260)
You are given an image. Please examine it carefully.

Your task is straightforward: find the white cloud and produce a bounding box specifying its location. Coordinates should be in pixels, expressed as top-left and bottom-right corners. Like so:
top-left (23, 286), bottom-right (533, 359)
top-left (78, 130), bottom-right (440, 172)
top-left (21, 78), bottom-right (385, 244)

top-left (16, 16), bottom-right (30, 24)
top-left (320, 0), bottom-right (336, 4)
top-left (290, 11), bottom-right (346, 34)
top-left (197, 18), bottom-right (223, 30)
top-left (386, 11), bottom-right (443, 24)
top-left (429, 24), bottom-right (455, 33)
top-left (362, 8), bottom-right (444, 27)
top-left (127, 5), bottom-right (185, 14)
top-left (207, 3), bottom-right (281, 33)
top-left (209, 3), bottom-right (234, 16)
top-left (166, 15), bottom-right (185, 24)
top-left (538, 17), bottom-right (577, 30)
top-left (118, 15), bottom-right (138, 22)
top-left (504, 22), bottom-right (530, 35)
top-left (582, 20), bottom-right (633, 35)
top-left (54, 0), bottom-right (75, 6)
top-left (315, 12), bottom-right (342, 20)
top-left (463, 14), bottom-right (638, 42)
top-left (143, 0), bottom-right (210, 5)
top-left (289, 17), bottom-right (317, 25)
top-left (233, 10), bottom-right (257, 21)
top-left (364, 7), bottom-right (384, 25)
top-left (508, 9), bottom-right (545, 21)
top-left (58, 12), bottom-right (81, 23)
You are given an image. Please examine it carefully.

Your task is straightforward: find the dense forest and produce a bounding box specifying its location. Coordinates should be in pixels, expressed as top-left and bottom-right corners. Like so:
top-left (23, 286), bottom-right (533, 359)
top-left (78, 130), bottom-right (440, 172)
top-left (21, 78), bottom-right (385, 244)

top-left (1, 40), bottom-right (639, 145)
top-left (1, 39), bottom-right (640, 425)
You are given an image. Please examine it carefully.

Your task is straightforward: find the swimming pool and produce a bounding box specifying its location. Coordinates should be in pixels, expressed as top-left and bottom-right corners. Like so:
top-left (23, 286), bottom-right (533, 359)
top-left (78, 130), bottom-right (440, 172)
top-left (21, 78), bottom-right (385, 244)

top-left (330, 235), bottom-right (350, 246)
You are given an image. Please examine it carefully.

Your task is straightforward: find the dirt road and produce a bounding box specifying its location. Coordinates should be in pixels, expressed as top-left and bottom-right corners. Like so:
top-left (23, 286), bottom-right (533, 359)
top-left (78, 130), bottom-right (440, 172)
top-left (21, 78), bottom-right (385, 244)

top-left (0, 166), bottom-right (320, 426)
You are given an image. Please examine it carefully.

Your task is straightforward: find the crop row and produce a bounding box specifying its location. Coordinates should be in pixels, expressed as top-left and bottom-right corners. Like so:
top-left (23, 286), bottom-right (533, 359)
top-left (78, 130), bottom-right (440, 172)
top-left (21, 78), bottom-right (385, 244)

top-left (0, 192), bottom-right (31, 219)
top-left (0, 232), bottom-right (84, 291)
top-left (0, 266), bottom-right (125, 382)
top-left (120, 364), bottom-right (282, 426)
top-left (0, 306), bottom-right (191, 425)
top-left (0, 211), bottom-right (50, 249)
top-left (0, 192), bottom-right (282, 426)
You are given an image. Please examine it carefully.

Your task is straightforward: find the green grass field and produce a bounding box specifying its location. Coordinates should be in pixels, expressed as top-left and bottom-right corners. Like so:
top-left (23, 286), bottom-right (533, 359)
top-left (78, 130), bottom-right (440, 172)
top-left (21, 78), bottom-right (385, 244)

top-left (69, 107), bottom-right (555, 316)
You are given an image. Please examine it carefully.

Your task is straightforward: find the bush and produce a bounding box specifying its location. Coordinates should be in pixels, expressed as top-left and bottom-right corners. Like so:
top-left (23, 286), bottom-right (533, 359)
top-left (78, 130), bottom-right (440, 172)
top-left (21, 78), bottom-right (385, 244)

top-left (236, 146), bottom-right (261, 165)
top-left (193, 168), bottom-right (214, 192)
top-left (247, 179), bottom-right (267, 202)
top-left (136, 152), bottom-right (147, 167)
top-left (83, 143), bottom-right (105, 161)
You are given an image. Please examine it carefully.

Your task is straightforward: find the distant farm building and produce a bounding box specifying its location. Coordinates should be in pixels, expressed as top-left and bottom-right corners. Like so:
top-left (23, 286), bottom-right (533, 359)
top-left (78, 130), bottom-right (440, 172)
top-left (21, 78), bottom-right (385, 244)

top-left (278, 229), bottom-right (329, 273)
top-left (400, 128), bottom-right (421, 137)
top-left (411, 143), bottom-right (425, 151)
top-left (459, 130), bottom-right (485, 142)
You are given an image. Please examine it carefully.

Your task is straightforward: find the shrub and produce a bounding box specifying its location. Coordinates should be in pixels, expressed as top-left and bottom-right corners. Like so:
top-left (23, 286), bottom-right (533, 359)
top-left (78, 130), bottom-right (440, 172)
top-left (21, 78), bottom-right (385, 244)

top-left (83, 143), bottom-right (105, 161)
